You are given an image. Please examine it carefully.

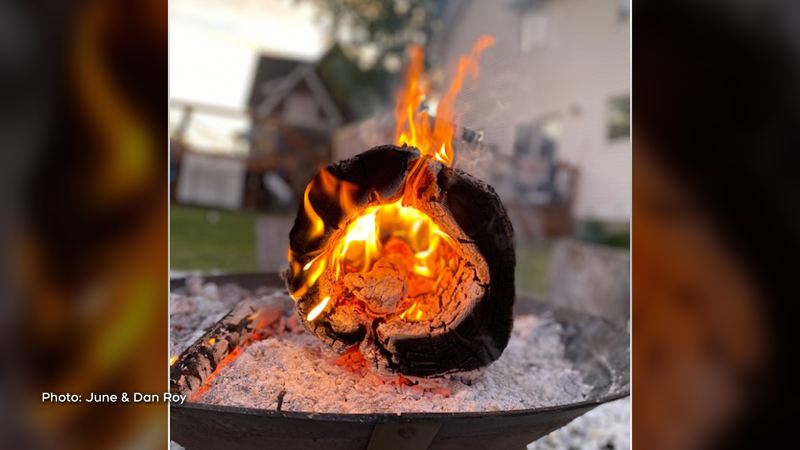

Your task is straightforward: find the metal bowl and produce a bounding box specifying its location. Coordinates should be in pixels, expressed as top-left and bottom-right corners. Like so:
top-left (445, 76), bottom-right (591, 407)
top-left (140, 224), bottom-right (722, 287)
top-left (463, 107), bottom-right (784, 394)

top-left (170, 273), bottom-right (629, 450)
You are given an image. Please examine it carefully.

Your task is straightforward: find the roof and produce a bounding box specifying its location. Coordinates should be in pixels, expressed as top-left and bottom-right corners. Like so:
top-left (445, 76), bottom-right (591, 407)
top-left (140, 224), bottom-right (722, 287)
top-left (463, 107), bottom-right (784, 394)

top-left (246, 56), bottom-right (304, 109)
top-left (247, 47), bottom-right (393, 126)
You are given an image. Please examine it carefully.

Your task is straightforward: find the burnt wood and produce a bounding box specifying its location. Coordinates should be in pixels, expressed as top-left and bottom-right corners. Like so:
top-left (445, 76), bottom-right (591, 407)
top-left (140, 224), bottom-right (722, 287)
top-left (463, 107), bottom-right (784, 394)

top-left (170, 295), bottom-right (291, 398)
top-left (285, 145), bottom-right (515, 377)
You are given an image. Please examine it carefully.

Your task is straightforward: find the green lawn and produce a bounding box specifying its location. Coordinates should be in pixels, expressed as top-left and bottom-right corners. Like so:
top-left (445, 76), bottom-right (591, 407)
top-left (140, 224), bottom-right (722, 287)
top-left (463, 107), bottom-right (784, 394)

top-left (515, 241), bottom-right (551, 297)
top-left (170, 205), bottom-right (258, 272)
top-left (170, 204), bottom-right (552, 296)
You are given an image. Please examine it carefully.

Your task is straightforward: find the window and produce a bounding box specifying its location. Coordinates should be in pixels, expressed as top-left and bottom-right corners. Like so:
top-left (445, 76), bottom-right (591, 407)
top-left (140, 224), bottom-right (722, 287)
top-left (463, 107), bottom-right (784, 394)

top-left (513, 117), bottom-right (561, 157)
top-left (607, 95), bottom-right (630, 140)
top-left (520, 8), bottom-right (547, 53)
top-left (513, 116), bottom-right (563, 203)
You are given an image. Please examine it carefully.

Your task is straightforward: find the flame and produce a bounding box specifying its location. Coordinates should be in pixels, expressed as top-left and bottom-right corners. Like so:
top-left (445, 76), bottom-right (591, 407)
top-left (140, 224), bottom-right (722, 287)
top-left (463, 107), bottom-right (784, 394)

top-left (303, 182), bottom-right (325, 240)
top-left (289, 37), bottom-right (494, 324)
top-left (169, 356), bottom-right (177, 366)
top-left (395, 35), bottom-right (495, 166)
top-left (331, 201), bottom-right (454, 278)
top-left (307, 296), bottom-right (331, 322)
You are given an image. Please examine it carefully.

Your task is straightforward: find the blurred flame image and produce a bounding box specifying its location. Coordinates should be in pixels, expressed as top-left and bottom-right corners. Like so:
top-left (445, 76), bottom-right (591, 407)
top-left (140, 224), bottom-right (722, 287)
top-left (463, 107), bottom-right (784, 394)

top-left (0, 0), bottom-right (167, 449)
top-left (635, 0), bottom-right (800, 448)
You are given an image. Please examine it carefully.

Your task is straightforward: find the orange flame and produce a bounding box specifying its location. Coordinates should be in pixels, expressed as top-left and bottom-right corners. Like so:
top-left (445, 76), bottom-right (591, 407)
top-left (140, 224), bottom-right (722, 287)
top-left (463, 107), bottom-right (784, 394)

top-left (303, 182), bottom-right (325, 240)
top-left (289, 37), bottom-right (494, 323)
top-left (191, 346), bottom-right (244, 401)
top-left (395, 35), bottom-right (495, 166)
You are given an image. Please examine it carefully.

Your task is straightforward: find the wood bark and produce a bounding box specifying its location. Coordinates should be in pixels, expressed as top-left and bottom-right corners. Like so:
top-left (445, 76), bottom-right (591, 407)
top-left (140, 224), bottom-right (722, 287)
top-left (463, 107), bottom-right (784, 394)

top-left (169, 296), bottom-right (289, 397)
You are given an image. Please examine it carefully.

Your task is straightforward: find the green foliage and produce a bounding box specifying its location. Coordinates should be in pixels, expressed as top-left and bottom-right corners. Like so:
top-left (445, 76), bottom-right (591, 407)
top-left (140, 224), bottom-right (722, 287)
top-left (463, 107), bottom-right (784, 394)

top-left (170, 205), bottom-right (258, 272)
top-left (299, 0), bottom-right (446, 70)
top-left (317, 44), bottom-right (394, 120)
top-left (576, 220), bottom-right (630, 249)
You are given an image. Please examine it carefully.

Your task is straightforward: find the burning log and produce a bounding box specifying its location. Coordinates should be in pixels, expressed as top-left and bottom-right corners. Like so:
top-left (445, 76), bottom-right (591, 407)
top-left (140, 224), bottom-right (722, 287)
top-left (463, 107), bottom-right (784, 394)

top-left (169, 295), bottom-right (291, 398)
top-left (285, 145), bottom-right (515, 377)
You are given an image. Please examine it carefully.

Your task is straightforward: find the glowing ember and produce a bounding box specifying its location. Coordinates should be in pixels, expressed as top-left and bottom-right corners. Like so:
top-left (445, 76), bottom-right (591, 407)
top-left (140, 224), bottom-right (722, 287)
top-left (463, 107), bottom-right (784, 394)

top-left (190, 346), bottom-right (246, 401)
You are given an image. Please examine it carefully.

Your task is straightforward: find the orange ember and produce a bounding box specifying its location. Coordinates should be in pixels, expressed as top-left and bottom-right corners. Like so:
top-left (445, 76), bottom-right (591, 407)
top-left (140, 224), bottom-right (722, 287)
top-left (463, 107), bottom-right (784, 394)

top-left (290, 36), bottom-right (495, 325)
top-left (190, 346), bottom-right (245, 401)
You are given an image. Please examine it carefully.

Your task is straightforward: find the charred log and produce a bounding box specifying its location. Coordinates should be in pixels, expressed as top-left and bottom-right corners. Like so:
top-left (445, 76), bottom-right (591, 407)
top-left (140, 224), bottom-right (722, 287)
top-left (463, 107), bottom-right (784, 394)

top-left (285, 145), bottom-right (515, 377)
top-left (169, 295), bottom-right (291, 398)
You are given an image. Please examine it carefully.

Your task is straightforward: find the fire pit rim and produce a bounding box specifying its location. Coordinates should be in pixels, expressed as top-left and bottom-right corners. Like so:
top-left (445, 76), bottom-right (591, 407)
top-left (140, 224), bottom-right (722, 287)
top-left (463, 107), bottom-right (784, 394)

top-left (170, 390), bottom-right (628, 423)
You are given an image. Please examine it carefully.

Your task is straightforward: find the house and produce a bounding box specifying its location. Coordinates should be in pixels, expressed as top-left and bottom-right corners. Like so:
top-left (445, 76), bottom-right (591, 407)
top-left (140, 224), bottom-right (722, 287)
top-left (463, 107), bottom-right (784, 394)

top-left (429, 0), bottom-right (631, 226)
top-left (244, 48), bottom-right (391, 208)
top-left (245, 54), bottom-right (345, 205)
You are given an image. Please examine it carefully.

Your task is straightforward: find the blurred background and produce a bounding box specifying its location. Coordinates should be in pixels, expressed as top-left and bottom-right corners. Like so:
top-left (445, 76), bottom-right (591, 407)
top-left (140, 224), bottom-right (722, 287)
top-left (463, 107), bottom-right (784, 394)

top-left (636, 1), bottom-right (800, 450)
top-left (169, 0), bottom-right (631, 321)
top-left (1, 0), bottom-right (167, 449)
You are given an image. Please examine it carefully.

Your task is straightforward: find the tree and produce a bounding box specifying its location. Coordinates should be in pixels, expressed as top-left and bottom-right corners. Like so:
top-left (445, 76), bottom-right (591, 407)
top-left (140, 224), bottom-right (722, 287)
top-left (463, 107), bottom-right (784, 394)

top-left (298, 0), bottom-right (446, 71)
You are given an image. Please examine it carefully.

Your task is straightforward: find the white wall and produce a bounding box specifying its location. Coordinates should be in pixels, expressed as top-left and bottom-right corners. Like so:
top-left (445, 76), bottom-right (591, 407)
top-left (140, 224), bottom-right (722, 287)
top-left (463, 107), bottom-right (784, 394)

top-left (436, 0), bottom-right (630, 222)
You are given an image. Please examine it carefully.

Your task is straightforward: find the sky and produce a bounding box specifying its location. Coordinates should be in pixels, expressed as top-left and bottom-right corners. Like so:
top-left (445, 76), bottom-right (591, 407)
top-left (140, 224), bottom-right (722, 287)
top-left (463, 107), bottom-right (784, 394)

top-left (169, 0), bottom-right (328, 151)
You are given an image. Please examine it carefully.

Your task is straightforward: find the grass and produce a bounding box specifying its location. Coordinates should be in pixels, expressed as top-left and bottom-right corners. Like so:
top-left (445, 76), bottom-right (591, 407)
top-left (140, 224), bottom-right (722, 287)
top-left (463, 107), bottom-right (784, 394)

top-left (515, 241), bottom-right (552, 297)
top-left (170, 204), bottom-right (553, 297)
top-left (170, 205), bottom-right (258, 272)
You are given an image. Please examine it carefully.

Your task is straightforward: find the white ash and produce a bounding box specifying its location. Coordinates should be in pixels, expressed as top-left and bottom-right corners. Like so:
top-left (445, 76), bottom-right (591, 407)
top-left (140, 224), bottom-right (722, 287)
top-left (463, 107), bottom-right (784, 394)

top-left (169, 276), bottom-right (280, 357)
top-left (192, 309), bottom-right (590, 413)
top-left (528, 397), bottom-right (631, 450)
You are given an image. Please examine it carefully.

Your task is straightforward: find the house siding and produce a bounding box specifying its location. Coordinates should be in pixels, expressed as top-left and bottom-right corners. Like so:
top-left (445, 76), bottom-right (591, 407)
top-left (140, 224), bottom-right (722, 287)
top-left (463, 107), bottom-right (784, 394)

top-left (436, 0), bottom-right (630, 222)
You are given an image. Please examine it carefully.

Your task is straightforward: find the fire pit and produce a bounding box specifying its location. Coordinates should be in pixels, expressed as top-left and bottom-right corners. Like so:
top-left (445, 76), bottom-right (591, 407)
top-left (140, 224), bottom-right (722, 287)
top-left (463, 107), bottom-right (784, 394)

top-left (169, 273), bottom-right (629, 450)
top-left (170, 37), bottom-right (629, 449)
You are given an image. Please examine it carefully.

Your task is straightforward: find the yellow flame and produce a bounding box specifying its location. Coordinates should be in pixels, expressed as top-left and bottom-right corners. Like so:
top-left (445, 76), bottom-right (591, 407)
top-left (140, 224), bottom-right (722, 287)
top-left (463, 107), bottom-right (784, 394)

top-left (330, 201), bottom-right (448, 282)
top-left (400, 302), bottom-right (417, 320)
top-left (413, 264), bottom-right (431, 277)
top-left (169, 356), bottom-right (177, 366)
top-left (305, 257), bottom-right (326, 288)
top-left (307, 296), bottom-right (331, 322)
top-left (208, 338), bottom-right (216, 345)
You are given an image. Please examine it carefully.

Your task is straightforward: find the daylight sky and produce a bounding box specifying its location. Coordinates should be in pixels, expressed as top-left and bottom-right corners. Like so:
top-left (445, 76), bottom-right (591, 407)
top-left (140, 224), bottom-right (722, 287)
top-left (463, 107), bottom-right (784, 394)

top-left (170, 0), bottom-right (328, 150)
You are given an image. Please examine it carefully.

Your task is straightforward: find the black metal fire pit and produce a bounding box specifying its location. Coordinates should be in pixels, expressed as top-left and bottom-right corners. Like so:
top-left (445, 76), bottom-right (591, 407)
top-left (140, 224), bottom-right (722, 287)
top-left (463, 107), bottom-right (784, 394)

top-left (169, 273), bottom-right (629, 450)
